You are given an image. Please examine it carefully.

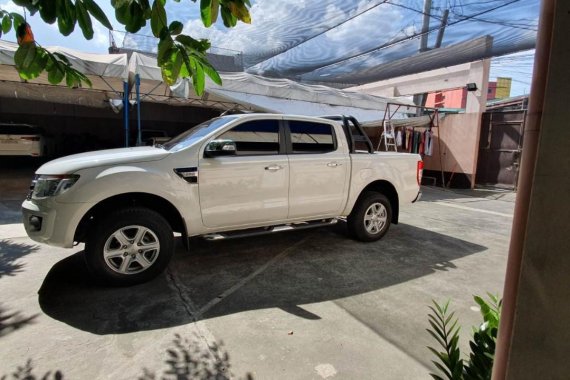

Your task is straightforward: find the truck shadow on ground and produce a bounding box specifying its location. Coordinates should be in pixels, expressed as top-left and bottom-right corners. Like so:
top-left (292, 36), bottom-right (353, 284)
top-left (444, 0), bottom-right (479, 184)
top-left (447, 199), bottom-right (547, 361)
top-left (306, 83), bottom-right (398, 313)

top-left (38, 223), bottom-right (486, 335)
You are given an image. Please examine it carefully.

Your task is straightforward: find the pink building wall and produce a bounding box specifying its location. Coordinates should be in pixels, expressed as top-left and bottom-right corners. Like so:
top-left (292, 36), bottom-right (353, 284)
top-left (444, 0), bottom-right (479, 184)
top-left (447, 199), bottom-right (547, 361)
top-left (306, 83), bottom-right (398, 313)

top-left (426, 81), bottom-right (498, 109)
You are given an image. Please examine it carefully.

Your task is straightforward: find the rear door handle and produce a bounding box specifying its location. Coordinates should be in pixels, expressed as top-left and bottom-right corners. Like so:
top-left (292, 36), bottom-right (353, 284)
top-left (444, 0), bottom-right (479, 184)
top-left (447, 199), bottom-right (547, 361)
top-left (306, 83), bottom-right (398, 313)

top-left (327, 162), bottom-right (342, 167)
top-left (265, 165), bottom-right (283, 171)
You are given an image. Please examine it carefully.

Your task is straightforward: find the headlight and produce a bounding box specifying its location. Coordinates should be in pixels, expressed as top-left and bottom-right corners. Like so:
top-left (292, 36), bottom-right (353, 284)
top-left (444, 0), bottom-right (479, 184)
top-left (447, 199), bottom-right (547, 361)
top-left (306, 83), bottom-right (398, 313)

top-left (31, 174), bottom-right (80, 199)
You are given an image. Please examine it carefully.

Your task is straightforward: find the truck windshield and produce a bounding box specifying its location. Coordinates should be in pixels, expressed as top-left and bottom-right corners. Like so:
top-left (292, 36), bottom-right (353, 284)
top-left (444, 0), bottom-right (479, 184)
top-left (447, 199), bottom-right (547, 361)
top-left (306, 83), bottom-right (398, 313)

top-left (162, 116), bottom-right (237, 152)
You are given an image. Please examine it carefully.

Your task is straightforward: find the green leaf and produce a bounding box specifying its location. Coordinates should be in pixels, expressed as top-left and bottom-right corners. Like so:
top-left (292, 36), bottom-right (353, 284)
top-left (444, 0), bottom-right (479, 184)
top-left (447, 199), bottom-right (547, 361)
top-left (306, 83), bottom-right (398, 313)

top-left (168, 21), bottom-right (183, 35)
top-left (210, 0), bottom-right (219, 26)
top-left (157, 37), bottom-right (174, 65)
top-left (160, 49), bottom-right (183, 85)
top-left (114, 1), bottom-right (147, 33)
top-left (83, 0), bottom-right (113, 30)
top-left (200, 58), bottom-right (221, 85)
top-left (200, 0), bottom-right (212, 27)
top-left (220, 5), bottom-right (236, 27)
top-left (2, 15), bottom-right (12, 34)
top-left (38, 0), bottom-right (57, 24)
top-left (65, 70), bottom-right (78, 87)
top-left (200, 0), bottom-right (219, 27)
top-left (52, 52), bottom-right (71, 64)
top-left (14, 42), bottom-right (36, 70)
top-left (191, 61), bottom-right (205, 95)
top-left (151, 0), bottom-right (167, 38)
top-left (175, 34), bottom-right (210, 51)
top-left (76, 0), bottom-right (94, 39)
top-left (10, 12), bottom-right (25, 32)
top-left (228, 1), bottom-right (251, 24)
top-left (47, 59), bottom-right (65, 84)
top-left (15, 43), bottom-right (48, 80)
top-left (56, 0), bottom-right (77, 36)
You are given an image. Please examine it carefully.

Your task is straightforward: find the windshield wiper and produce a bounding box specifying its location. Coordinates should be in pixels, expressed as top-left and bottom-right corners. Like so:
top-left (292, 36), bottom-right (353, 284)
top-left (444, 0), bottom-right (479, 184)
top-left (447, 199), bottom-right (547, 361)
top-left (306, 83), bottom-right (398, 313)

top-left (154, 143), bottom-right (165, 149)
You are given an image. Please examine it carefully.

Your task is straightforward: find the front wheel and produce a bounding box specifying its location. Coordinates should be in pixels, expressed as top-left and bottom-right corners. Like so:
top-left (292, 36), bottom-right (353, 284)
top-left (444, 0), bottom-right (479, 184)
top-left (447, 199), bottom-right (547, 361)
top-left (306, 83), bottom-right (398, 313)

top-left (84, 207), bottom-right (174, 286)
top-left (347, 192), bottom-right (392, 242)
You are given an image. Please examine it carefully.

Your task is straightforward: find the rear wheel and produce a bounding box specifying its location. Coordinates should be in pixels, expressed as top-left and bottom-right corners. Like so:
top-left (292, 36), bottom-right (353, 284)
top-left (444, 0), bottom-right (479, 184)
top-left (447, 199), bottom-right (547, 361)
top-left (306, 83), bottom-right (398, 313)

top-left (85, 207), bottom-right (174, 286)
top-left (347, 192), bottom-right (392, 242)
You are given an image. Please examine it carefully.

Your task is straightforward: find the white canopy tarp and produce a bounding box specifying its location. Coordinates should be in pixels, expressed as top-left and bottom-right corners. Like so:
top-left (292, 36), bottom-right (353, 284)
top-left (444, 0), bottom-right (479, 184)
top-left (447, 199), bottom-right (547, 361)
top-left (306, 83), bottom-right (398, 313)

top-left (0, 40), bottom-right (128, 80)
top-left (129, 52), bottom-right (413, 122)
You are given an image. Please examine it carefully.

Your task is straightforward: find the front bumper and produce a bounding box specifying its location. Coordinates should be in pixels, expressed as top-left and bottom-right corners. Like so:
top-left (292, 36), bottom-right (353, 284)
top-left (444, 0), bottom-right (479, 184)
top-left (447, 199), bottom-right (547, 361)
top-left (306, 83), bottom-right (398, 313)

top-left (22, 199), bottom-right (90, 248)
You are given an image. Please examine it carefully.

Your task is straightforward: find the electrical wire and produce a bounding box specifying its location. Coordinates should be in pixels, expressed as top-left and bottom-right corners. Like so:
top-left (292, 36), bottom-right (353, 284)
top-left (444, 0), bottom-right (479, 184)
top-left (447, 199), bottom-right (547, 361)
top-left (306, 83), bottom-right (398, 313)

top-left (250, 0), bottom-right (390, 68)
top-left (299, 0), bottom-right (521, 76)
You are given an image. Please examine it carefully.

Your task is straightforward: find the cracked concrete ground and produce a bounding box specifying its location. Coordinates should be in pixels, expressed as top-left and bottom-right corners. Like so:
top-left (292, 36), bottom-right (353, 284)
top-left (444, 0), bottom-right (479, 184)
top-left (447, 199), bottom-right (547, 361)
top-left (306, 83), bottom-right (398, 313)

top-left (0, 186), bottom-right (515, 379)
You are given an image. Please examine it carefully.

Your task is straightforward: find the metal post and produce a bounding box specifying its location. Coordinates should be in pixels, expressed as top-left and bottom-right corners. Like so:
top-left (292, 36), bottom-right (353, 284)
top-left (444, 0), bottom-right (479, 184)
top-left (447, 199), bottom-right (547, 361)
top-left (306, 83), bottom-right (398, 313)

top-left (434, 9), bottom-right (449, 48)
top-left (419, 0), bottom-right (432, 52)
top-left (136, 74), bottom-right (142, 146)
top-left (123, 81), bottom-right (129, 147)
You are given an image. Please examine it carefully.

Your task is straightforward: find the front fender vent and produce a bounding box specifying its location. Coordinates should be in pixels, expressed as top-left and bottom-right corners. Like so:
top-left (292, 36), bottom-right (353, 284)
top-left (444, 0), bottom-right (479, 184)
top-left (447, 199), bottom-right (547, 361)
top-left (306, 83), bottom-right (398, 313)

top-left (174, 167), bottom-right (198, 184)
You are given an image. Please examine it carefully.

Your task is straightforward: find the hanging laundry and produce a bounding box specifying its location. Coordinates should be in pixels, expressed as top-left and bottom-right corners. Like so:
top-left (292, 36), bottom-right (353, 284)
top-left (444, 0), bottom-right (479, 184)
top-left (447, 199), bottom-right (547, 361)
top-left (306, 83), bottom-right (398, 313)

top-left (396, 129), bottom-right (403, 147)
top-left (425, 130), bottom-right (433, 156)
top-left (414, 131), bottom-right (421, 153)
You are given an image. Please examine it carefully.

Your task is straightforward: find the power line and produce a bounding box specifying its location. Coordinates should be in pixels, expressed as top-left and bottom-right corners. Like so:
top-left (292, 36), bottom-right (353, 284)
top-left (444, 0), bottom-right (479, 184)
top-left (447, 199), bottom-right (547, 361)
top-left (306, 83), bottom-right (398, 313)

top-left (300, 0), bottom-right (521, 76)
top-left (249, 0), bottom-right (390, 69)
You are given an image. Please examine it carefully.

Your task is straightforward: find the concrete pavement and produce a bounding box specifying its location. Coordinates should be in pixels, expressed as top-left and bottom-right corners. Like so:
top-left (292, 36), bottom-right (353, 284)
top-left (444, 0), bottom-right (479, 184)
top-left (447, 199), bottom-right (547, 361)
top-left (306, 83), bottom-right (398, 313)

top-left (0, 187), bottom-right (514, 379)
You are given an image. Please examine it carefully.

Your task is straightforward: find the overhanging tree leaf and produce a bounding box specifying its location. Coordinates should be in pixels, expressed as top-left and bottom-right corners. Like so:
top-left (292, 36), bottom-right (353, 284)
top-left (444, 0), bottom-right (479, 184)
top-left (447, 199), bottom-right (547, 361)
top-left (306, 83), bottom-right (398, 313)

top-left (2, 14), bottom-right (12, 35)
top-left (220, 5), bottom-right (237, 27)
top-left (14, 43), bottom-right (48, 80)
top-left (160, 48), bottom-right (183, 85)
top-left (168, 21), bottom-right (183, 35)
top-left (83, 0), bottom-right (113, 30)
top-left (47, 59), bottom-right (65, 84)
top-left (151, 0), bottom-right (167, 38)
top-left (10, 12), bottom-right (25, 31)
top-left (38, 0), bottom-right (57, 24)
top-left (76, 0), bottom-right (94, 39)
top-left (56, 0), bottom-right (77, 36)
top-left (4, 0), bottom-right (252, 92)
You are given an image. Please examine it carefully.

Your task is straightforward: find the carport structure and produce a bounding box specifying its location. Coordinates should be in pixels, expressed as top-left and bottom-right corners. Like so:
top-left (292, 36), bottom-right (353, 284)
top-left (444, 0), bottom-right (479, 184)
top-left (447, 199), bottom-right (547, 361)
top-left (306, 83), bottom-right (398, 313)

top-left (0, 40), bottom-right (413, 152)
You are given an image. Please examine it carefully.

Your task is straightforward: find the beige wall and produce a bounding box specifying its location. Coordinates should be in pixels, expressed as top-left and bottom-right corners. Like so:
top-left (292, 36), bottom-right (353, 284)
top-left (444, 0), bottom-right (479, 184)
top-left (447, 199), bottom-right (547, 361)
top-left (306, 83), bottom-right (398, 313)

top-left (423, 113), bottom-right (481, 186)
top-left (501, 1), bottom-right (570, 378)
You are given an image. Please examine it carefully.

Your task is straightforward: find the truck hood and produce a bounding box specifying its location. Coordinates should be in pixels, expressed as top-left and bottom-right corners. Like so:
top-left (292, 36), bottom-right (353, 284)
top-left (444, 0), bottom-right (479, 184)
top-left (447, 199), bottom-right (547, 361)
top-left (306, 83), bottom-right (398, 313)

top-left (36, 146), bottom-right (170, 174)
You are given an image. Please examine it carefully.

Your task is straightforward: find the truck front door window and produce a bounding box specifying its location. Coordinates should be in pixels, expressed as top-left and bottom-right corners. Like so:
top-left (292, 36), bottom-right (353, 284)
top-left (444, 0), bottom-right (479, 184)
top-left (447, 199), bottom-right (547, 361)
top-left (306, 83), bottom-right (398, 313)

top-left (219, 120), bottom-right (280, 156)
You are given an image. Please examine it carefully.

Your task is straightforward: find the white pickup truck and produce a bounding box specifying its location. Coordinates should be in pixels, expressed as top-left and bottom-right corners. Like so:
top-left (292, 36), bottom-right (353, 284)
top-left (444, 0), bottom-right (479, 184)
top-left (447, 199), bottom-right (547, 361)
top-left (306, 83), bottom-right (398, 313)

top-left (22, 114), bottom-right (422, 285)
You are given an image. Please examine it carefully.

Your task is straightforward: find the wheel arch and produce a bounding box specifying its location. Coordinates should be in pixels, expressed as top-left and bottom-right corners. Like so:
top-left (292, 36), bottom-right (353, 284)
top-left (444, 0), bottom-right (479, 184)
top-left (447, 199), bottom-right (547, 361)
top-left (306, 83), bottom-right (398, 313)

top-left (74, 192), bottom-right (187, 246)
top-left (353, 180), bottom-right (399, 224)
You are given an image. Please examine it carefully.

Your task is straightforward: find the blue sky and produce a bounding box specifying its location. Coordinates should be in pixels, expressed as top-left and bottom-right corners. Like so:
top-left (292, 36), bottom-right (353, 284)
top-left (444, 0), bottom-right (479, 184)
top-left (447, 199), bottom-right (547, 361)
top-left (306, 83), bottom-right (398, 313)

top-left (0, 0), bottom-right (537, 96)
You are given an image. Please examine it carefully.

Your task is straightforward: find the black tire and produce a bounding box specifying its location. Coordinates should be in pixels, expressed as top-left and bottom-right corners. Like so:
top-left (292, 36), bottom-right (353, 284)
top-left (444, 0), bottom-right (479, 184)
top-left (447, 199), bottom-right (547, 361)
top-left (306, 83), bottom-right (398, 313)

top-left (347, 192), bottom-right (392, 242)
top-left (84, 207), bottom-right (174, 286)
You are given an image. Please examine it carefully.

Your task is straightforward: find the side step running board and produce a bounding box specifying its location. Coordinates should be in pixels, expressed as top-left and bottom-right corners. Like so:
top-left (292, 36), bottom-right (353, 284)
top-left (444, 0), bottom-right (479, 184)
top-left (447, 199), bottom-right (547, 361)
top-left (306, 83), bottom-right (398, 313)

top-left (203, 219), bottom-right (338, 241)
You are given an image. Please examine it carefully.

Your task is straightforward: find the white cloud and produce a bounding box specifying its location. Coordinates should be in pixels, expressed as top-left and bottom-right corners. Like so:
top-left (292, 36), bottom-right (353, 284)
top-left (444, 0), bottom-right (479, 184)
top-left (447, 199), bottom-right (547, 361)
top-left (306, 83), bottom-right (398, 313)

top-left (0, 0), bottom-right (21, 13)
top-left (92, 23), bottom-right (109, 48)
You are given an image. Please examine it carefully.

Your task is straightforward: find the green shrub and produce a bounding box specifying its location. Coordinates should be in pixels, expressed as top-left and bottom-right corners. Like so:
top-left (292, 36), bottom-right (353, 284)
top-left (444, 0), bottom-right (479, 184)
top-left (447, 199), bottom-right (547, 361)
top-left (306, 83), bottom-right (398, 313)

top-left (427, 293), bottom-right (502, 380)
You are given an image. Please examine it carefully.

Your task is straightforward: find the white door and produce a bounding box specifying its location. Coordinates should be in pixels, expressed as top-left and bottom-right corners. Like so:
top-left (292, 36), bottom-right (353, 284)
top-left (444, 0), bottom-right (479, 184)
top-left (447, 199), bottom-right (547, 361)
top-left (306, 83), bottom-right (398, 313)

top-left (198, 119), bottom-right (289, 228)
top-left (286, 120), bottom-right (349, 219)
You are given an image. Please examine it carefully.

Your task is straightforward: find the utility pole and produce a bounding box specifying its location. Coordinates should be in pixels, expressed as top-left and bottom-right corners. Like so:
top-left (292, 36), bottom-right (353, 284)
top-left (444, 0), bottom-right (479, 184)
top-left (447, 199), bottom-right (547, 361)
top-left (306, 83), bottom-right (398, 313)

top-left (415, 0), bottom-right (433, 112)
top-left (434, 9), bottom-right (449, 48)
top-left (419, 0), bottom-right (432, 53)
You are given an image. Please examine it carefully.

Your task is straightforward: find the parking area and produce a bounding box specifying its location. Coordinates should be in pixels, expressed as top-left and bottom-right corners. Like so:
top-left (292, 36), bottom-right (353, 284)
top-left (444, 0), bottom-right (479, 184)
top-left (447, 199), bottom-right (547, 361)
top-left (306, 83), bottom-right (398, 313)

top-left (0, 186), bottom-right (514, 379)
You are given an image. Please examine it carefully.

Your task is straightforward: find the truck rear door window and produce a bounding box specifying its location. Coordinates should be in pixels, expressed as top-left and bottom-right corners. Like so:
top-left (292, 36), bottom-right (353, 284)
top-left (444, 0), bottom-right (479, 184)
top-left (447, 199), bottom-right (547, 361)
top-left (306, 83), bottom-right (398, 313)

top-left (289, 121), bottom-right (336, 154)
top-left (220, 120), bottom-right (280, 156)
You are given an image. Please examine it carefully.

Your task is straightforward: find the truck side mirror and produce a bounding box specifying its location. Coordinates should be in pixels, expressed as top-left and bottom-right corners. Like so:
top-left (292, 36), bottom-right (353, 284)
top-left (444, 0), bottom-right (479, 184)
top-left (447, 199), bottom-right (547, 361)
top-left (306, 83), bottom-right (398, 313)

top-left (204, 139), bottom-right (237, 158)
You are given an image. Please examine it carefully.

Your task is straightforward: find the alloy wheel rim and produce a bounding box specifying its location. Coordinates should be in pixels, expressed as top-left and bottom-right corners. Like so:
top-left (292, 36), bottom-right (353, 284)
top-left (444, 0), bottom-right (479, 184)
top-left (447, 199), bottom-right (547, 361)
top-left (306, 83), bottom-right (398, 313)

top-left (364, 202), bottom-right (387, 234)
top-left (103, 225), bottom-right (160, 275)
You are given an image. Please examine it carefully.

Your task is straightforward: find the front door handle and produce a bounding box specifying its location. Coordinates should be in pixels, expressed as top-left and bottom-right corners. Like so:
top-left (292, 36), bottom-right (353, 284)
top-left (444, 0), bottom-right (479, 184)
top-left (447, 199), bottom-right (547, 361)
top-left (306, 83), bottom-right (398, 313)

top-left (265, 165), bottom-right (283, 171)
top-left (327, 162), bottom-right (342, 167)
